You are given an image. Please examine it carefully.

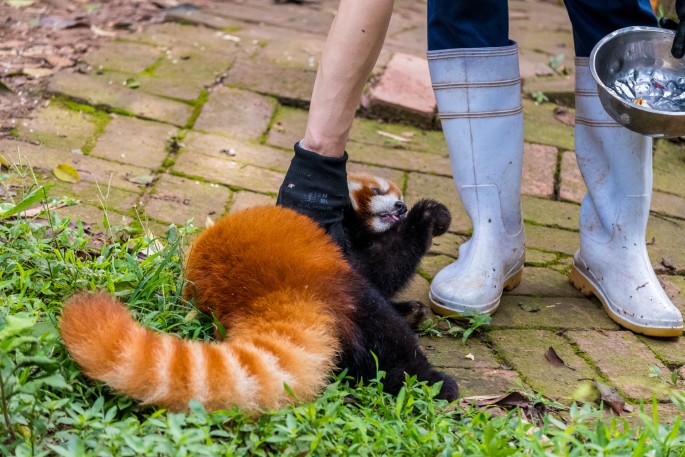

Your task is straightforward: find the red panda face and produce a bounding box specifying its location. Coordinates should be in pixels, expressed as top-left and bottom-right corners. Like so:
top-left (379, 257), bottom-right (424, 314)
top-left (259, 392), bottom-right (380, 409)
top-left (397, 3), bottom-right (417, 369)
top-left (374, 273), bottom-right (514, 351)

top-left (348, 173), bottom-right (407, 233)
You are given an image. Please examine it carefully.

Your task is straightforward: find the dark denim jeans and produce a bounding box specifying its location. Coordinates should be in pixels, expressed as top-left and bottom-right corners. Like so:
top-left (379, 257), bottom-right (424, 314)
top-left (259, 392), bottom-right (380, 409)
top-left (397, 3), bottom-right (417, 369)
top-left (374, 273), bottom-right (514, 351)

top-left (427, 0), bottom-right (657, 56)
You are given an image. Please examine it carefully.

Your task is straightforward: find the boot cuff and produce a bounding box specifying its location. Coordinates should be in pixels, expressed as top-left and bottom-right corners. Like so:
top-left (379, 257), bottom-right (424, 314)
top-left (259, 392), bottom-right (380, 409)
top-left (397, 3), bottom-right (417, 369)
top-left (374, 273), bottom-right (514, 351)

top-left (427, 41), bottom-right (518, 60)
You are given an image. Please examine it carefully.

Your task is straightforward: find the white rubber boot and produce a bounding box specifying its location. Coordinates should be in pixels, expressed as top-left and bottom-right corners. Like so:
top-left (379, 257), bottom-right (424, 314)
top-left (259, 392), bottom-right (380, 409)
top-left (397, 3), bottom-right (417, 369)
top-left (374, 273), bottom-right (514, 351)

top-left (570, 57), bottom-right (683, 337)
top-left (427, 44), bottom-right (525, 316)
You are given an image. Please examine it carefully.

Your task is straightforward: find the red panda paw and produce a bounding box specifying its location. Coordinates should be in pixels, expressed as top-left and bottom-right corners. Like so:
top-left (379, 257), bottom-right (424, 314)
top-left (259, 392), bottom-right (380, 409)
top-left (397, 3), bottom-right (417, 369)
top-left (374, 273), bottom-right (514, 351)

top-left (410, 200), bottom-right (451, 236)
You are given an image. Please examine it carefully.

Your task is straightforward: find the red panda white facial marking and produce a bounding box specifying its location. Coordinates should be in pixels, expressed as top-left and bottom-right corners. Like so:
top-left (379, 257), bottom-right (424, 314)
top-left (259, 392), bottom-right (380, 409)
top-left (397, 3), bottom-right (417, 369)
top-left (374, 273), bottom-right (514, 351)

top-left (348, 173), bottom-right (407, 233)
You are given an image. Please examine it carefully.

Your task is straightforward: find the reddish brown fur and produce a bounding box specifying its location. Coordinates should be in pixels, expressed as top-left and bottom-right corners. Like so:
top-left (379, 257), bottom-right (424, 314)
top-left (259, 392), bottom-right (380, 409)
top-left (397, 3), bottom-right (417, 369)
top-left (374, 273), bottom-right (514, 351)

top-left (61, 206), bottom-right (359, 413)
top-left (347, 173), bottom-right (403, 231)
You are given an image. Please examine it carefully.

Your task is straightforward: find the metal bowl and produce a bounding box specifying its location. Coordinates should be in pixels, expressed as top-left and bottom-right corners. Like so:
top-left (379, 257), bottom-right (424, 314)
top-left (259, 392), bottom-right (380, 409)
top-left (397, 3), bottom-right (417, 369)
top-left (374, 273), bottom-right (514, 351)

top-left (590, 26), bottom-right (685, 138)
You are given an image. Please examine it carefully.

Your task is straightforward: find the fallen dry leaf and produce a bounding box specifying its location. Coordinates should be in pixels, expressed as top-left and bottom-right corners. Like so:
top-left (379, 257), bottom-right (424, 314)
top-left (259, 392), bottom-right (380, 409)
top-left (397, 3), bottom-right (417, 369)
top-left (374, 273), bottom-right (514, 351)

top-left (6, 200), bottom-right (71, 220)
top-left (184, 309), bottom-right (199, 321)
top-left (545, 346), bottom-right (575, 370)
top-left (594, 380), bottom-right (626, 415)
top-left (126, 175), bottom-right (155, 185)
top-left (22, 67), bottom-right (57, 79)
top-left (91, 25), bottom-right (117, 37)
top-left (44, 54), bottom-right (74, 68)
top-left (0, 153), bottom-right (10, 169)
top-left (53, 163), bottom-right (80, 183)
top-left (464, 391), bottom-right (533, 408)
top-left (553, 106), bottom-right (575, 127)
top-left (6, 0), bottom-right (36, 7)
top-left (39, 16), bottom-right (80, 29)
top-left (464, 353), bottom-right (475, 361)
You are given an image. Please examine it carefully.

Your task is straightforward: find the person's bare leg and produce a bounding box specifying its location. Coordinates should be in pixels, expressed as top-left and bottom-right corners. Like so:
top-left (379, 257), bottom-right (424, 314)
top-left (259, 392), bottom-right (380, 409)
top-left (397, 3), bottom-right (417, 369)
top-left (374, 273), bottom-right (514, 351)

top-left (303, 0), bottom-right (394, 157)
top-left (277, 0), bottom-right (394, 247)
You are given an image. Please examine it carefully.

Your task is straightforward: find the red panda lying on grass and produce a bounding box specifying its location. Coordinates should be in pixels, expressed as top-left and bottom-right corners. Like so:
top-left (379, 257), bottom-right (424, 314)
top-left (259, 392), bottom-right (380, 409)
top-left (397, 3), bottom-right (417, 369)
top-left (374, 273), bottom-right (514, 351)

top-left (60, 173), bottom-right (457, 413)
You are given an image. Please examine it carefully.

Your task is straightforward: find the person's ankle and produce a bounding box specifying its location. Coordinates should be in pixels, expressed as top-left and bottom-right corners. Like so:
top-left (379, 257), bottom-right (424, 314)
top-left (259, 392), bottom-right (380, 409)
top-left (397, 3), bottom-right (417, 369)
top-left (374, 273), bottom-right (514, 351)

top-left (301, 137), bottom-right (346, 158)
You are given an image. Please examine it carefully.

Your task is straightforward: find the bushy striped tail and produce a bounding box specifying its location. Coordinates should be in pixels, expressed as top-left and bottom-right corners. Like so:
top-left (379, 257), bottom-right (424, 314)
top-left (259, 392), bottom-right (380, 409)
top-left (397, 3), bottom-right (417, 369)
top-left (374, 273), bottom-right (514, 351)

top-left (60, 292), bottom-right (339, 412)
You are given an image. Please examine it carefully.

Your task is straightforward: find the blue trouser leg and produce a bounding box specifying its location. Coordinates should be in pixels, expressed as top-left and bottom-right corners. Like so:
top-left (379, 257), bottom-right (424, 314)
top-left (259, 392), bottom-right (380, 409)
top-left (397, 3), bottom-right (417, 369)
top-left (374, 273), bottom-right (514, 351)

top-left (564, 0), bottom-right (657, 56)
top-left (427, 0), bottom-right (509, 50)
top-left (428, 0), bottom-right (657, 54)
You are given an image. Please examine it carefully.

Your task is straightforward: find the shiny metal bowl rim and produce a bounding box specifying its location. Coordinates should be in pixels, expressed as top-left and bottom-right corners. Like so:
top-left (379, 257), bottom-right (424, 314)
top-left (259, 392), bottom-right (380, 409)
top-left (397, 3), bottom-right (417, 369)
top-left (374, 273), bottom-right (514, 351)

top-left (589, 25), bottom-right (685, 118)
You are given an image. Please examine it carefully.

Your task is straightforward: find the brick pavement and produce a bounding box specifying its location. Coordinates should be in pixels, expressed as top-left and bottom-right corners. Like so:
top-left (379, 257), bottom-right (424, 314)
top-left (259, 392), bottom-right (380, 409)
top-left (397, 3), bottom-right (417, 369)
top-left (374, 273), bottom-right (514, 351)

top-left (2, 0), bottom-right (685, 417)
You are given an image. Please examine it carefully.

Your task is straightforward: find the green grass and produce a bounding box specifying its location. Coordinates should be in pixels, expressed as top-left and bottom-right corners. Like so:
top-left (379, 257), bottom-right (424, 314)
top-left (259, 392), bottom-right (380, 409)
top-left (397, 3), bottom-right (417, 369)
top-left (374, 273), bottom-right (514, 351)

top-left (1, 186), bottom-right (685, 456)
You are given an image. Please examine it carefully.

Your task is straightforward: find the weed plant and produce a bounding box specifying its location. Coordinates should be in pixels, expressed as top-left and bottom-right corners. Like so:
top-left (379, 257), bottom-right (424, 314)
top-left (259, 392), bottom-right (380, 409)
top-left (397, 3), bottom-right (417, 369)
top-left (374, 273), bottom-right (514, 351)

top-left (1, 188), bottom-right (685, 456)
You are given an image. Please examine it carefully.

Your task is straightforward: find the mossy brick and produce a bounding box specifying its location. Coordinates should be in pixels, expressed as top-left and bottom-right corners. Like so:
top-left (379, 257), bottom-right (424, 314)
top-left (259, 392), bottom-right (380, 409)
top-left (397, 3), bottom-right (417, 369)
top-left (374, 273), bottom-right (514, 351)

top-left (420, 254), bottom-right (455, 279)
top-left (182, 131), bottom-right (292, 173)
top-left (48, 72), bottom-right (193, 126)
top-left (83, 41), bottom-right (161, 74)
top-left (14, 103), bottom-right (101, 152)
top-left (142, 174), bottom-right (230, 226)
top-left (524, 224), bottom-right (578, 255)
top-left (522, 143), bottom-right (557, 198)
top-left (662, 274), bottom-right (685, 313)
top-left (138, 48), bottom-right (236, 102)
top-left (395, 274), bottom-right (430, 304)
top-left (351, 144), bottom-right (452, 177)
top-left (444, 367), bottom-right (523, 397)
top-left (489, 329), bottom-right (598, 403)
top-left (51, 203), bottom-right (128, 231)
top-left (224, 58), bottom-right (317, 105)
top-left (205, 1), bottom-right (335, 36)
top-left (385, 10), bottom-right (430, 56)
top-left (173, 150), bottom-right (282, 195)
top-left (652, 190), bottom-right (685, 221)
top-left (164, 8), bottom-right (246, 31)
top-left (232, 25), bottom-right (325, 70)
top-left (514, 20), bottom-right (574, 58)
top-left (129, 23), bottom-right (241, 56)
top-left (523, 99), bottom-right (575, 151)
top-left (266, 105), bottom-right (308, 150)
top-left (653, 139), bottom-right (685, 199)
top-left (491, 296), bottom-right (619, 330)
top-left (349, 117), bottom-right (448, 157)
top-left (420, 335), bottom-right (501, 370)
top-left (559, 150), bottom-right (585, 203)
top-left (404, 172), bottom-right (470, 234)
top-left (550, 256), bottom-right (574, 275)
top-left (428, 231), bottom-right (462, 257)
top-left (645, 215), bottom-right (685, 274)
top-left (639, 334), bottom-right (685, 366)
top-left (363, 52), bottom-right (435, 129)
top-left (194, 86), bottom-right (277, 140)
top-left (516, 46), bottom-right (540, 80)
top-left (656, 275), bottom-right (685, 323)
top-left (510, 0), bottom-right (574, 33)
top-left (228, 191), bottom-right (275, 214)
top-left (48, 180), bottom-right (139, 213)
top-left (91, 116), bottom-right (175, 169)
top-left (1, 172), bottom-right (139, 214)
top-left (521, 76), bottom-right (575, 107)
top-left (509, 267), bottom-right (585, 298)
top-left (522, 195), bottom-right (579, 231)
top-left (519, 54), bottom-right (574, 106)
top-left (566, 330), bottom-right (672, 401)
top-left (524, 249), bottom-right (558, 266)
top-left (0, 140), bottom-right (152, 193)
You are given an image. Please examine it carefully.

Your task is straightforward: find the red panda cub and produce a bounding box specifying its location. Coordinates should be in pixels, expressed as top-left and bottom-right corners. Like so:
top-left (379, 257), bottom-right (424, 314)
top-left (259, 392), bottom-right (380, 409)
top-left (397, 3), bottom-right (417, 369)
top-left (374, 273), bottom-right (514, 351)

top-left (60, 174), bottom-right (457, 414)
top-left (345, 173), bottom-right (452, 325)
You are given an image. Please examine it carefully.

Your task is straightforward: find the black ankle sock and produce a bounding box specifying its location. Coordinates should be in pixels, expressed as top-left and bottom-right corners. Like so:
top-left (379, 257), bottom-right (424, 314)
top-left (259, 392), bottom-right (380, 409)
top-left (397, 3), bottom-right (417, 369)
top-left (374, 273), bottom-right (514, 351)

top-left (277, 141), bottom-right (349, 247)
